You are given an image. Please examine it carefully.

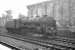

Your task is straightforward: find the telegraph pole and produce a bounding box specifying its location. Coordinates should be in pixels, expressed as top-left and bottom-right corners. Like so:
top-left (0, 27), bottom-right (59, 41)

top-left (36, 6), bottom-right (39, 17)
top-left (45, 3), bottom-right (47, 16)
top-left (69, 0), bottom-right (72, 27)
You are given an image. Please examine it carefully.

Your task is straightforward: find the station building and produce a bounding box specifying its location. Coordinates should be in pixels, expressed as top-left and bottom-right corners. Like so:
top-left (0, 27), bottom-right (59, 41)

top-left (27, 0), bottom-right (55, 18)
top-left (27, 0), bottom-right (75, 27)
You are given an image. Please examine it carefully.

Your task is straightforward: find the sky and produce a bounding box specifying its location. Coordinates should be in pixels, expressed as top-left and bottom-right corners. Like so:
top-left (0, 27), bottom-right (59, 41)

top-left (0, 0), bottom-right (48, 19)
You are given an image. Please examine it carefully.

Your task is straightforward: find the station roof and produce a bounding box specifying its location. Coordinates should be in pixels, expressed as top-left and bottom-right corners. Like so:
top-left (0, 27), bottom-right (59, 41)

top-left (27, 0), bottom-right (54, 9)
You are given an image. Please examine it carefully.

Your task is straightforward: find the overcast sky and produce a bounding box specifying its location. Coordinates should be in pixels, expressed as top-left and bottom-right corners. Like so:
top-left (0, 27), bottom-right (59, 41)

top-left (0, 0), bottom-right (48, 19)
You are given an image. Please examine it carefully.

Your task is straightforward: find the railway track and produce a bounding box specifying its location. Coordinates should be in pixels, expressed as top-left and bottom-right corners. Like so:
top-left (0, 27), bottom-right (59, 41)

top-left (0, 32), bottom-right (75, 50)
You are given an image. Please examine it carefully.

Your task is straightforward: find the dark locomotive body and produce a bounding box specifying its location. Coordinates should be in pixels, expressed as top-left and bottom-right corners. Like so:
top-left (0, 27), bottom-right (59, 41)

top-left (5, 16), bottom-right (57, 37)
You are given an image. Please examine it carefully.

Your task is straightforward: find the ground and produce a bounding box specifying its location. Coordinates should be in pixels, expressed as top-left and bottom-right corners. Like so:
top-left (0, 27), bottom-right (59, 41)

top-left (0, 26), bottom-right (11, 50)
top-left (0, 44), bottom-right (11, 50)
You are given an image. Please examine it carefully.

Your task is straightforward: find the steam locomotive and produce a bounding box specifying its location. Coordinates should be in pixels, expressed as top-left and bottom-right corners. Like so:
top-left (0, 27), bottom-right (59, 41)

top-left (5, 15), bottom-right (75, 39)
top-left (5, 15), bottom-right (57, 37)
